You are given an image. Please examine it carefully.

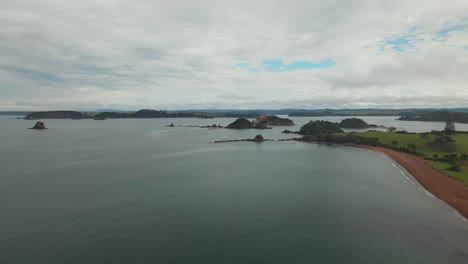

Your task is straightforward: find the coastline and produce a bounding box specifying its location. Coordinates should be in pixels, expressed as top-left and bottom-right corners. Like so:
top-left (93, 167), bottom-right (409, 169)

top-left (350, 144), bottom-right (468, 220)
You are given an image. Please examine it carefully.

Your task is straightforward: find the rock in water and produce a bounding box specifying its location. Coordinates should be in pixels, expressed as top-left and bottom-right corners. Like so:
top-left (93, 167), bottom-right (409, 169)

top-left (254, 134), bottom-right (264, 142)
top-left (30, 122), bottom-right (47, 129)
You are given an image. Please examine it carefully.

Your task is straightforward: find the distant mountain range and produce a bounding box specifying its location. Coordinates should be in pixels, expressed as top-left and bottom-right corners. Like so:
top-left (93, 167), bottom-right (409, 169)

top-left (5, 108), bottom-right (468, 121)
top-left (0, 111), bottom-right (32, 115)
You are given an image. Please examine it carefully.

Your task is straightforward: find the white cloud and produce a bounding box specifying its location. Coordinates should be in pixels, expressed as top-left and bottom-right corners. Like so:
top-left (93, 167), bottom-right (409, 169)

top-left (0, 0), bottom-right (467, 110)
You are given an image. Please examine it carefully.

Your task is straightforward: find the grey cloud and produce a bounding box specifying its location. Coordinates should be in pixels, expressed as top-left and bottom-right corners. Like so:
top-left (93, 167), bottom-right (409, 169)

top-left (0, 0), bottom-right (467, 110)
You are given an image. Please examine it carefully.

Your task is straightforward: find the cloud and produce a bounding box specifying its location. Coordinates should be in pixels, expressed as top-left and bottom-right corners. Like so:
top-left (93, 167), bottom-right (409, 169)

top-left (0, 0), bottom-right (467, 110)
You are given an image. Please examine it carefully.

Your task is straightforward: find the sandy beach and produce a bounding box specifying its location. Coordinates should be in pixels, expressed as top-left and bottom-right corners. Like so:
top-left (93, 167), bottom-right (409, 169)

top-left (357, 145), bottom-right (468, 220)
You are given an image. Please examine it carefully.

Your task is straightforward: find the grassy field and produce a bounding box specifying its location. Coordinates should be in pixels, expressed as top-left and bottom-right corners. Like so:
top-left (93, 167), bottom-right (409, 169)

top-left (356, 131), bottom-right (468, 183)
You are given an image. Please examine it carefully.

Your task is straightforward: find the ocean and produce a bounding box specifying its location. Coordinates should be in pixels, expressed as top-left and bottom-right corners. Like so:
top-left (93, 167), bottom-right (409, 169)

top-left (1, 116), bottom-right (468, 263)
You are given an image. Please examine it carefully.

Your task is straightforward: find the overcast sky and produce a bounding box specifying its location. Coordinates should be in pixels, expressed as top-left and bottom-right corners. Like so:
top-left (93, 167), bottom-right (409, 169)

top-left (0, 0), bottom-right (467, 110)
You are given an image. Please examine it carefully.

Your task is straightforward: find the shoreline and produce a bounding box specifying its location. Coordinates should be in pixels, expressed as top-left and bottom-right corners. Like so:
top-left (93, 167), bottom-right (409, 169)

top-left (348, 144), bottom-right (468, 220)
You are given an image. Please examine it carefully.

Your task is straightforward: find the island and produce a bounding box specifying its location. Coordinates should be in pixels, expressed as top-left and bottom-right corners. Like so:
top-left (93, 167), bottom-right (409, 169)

top-left (225, 116), bottom-right (294, 129)
top-left (225, 118), bottom-right (270, 129)
top-left (226, 118), bottom-right (256, 129)
top-left (29, 121), bottom-right (47, 129)
top-left (253, 115), bottom-right (295, 126)
top-left (338, 117), bottom-right (386, 129)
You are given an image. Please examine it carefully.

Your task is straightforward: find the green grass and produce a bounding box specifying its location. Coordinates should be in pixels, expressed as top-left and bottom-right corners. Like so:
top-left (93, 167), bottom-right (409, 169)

top-left (429, 161), bottom-right (468, 183)
top-left (355, 131), bottom-right (468, 183)
top-left (452, 134), bottom-right (468, 154)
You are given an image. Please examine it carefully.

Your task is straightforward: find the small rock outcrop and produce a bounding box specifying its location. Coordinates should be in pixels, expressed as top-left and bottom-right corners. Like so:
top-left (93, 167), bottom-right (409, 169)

top-left (30, 122), bottom-right (47, 129)
top-left (214, 134), bottom-right (271, 143)
top-left (253, 134), bottom-right (264, 142)
top-left (282, 129), bottom-right (300, 134)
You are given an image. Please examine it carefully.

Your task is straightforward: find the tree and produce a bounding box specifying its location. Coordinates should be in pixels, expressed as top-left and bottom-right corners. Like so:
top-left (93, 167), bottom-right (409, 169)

top-left (387, 127), bottom-right (397, 133)
top-left (448, 164), bottom-right (460, 172)
top-left (407, 143), bottom-right (417, 150)
top-left (433, 154), bottom-right (439, 160)
top-left (391, 140), bottom-right (399, 146)
top-left (444, 121), bottom-right (455, 133)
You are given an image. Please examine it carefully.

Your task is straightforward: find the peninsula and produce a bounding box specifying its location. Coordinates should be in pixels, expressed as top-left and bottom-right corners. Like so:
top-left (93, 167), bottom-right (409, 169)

top-left (285, 119), bottom-right (468, 219)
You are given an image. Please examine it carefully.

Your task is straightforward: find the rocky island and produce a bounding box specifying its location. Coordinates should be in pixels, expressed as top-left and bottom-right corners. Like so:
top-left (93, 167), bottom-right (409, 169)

top-left (226, 118), bottom-right (254, 129)
top-left (226, 115), bottom-right (293, 129)
top-left (225, 118), bottom-right (272, 129)
top-left (253, 115), bottom-right (295, 126)
top-left (29, 122), bottom-right (47, 129)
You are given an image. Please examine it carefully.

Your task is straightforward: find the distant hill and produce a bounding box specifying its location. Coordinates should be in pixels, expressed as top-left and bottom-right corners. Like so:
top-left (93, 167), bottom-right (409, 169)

top-left (25, 111), bottom-right (84, 120)
top-left (289, 108), bottom-right (468, 117)
top-left (0, 111), bottom-right (31, 116)
top-left (398, 111), bottom-right (468, 124)
top-left (15, 108), bottom-right (468, 120)
top-left (23, 109), bottom-right (260, 120)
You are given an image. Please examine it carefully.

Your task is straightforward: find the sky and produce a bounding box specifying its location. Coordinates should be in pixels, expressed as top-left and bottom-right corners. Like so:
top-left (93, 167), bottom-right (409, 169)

top-left (0, 0), bottom-right (467, 110)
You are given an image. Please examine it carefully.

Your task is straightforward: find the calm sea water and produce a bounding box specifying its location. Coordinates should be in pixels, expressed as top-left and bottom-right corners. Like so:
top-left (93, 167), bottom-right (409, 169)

top-left (1, 116), bottom-right (468, 263)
